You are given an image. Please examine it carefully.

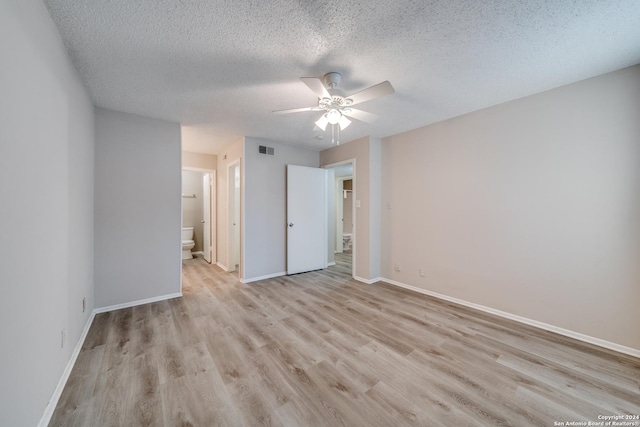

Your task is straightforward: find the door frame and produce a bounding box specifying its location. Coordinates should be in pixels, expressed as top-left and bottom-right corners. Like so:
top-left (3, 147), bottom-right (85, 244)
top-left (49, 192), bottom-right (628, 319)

top-left (322, 159), bottom-right (356, 279)
top-left (336, 178), bottom-right (344, 254)
top-left (227, 160), bottom-right (241, 274)
top-left (202, 172), bottom-right (216, 263)
top-left (181, 167), bottom-right (216, 288)
top-left (335, 176), bottom-right (353, 254)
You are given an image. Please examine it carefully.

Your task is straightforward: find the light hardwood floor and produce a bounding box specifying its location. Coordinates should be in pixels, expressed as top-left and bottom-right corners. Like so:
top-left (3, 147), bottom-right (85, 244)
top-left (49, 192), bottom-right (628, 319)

top-left (50, 254), bottom-right (640, 426)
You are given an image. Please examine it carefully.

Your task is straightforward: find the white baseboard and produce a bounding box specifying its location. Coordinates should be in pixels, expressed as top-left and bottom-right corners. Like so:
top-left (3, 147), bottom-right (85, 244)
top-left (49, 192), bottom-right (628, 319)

top-left (327, 262), bottom-right (336, 266)
top-left (242, 271), bottom-right (287, 284)
top-left (38, 310), bottom-right (96, 427)
top-left (192, 251), bottom-right (204, 256)
top-left (354, 276), bottom-right (382, 285)
top-left (380, 278), bottom-right (640, 359)
top-left (216, 262), bottom-right (229, 271)
top-left (39, 291), bottom-right (184, 425)
top-left (94, 292), bottom-right (183, 314)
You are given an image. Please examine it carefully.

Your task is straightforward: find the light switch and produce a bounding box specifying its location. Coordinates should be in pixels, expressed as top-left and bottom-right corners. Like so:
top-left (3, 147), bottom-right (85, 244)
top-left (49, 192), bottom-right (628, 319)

top-left (356, 200), bottom-right (361, 208)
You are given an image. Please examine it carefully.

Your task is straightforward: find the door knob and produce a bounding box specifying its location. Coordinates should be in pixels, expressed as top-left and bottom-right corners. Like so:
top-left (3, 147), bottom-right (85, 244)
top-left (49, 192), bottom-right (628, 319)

top-left (289, 223), bottom-right (294, 227)
top-left (200, 220), bottom-right (205, 223)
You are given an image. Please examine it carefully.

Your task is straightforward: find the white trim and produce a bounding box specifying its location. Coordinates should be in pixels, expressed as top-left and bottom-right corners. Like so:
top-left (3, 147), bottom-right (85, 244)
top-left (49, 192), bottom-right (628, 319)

top-left (94, 292), bottom-right (182, 314)
top-left (227, 159), bottom-right (241, 281)
top-left (354, 276), bottom-right (381, 285)
top-left (380, 278), bottom-right (640, 359)
top-left (241, 271), bottom-right (287, 283)
top-left (38, 291), bottom-right (184, 426)
top-left (327, 262), bottom-right (336, 266)
top-left (192, 251), bottom-right (204, 256)
top-left (38, 311), bottom-right (96, 427)
top-left (216, 262), bottom-right (229, 271)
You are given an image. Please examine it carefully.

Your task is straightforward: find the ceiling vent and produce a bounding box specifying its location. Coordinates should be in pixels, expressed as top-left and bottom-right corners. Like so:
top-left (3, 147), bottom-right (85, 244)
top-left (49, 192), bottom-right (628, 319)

top-left (258, 145), bottom-right (275, 156)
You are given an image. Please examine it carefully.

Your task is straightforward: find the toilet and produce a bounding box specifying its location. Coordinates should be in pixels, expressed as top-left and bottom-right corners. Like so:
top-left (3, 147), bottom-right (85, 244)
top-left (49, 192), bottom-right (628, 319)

top-left (342, 233), bottom-right (352, 251)
top-left (182, 227), bottom-right (195, 260)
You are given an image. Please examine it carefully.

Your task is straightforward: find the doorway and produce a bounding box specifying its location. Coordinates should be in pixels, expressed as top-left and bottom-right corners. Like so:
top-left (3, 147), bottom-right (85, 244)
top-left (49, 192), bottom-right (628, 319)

top-left (228, 161), bottom-right (241, 273)
top-left (335, 177), bottom-right (354, 255)
top-left (181, 169), bottom-right (215, 263)
top-left (324, 160), bottom-right (356, 278)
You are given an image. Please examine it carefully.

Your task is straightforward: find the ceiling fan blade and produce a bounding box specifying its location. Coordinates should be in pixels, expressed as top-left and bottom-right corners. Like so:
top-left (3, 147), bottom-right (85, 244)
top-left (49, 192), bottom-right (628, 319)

top-left (346, 81), bottom-right (394, 105)
top-left (342, 108), bottom-right (378, 123)
top-left (300, 77), bottom-right (331, 99)
top-left (273, 106), bottom-right (320, 114)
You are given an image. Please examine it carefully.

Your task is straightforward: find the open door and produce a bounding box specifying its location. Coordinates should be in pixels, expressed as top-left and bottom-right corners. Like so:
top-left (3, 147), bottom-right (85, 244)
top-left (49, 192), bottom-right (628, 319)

top-left (202, 173), bottom-right (214, 263)
top-left (287, 165), bottom-right (327, 275)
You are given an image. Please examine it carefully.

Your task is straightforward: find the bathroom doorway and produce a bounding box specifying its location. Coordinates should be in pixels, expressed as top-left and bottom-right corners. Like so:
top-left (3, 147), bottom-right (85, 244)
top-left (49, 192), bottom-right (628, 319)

top-left (324, 160), bottom-right (356, 278)
top-left (228, 161), bottom-right (241, 274)
top-left (336, 177), bottom-right (353, 255)
top-left (182, 167), bottom-right (216, 263)
top-left (181, 168), bottom-right (216, 263)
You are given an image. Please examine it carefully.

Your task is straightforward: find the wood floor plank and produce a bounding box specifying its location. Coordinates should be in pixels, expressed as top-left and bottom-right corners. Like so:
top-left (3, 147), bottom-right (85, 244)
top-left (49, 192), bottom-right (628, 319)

top-left (364, 380), bottom-right (439, 426)
top-left (303, 360), bottom-right (399, 426)
top-left (48, 347), bottom-right (104, 427)
top-left (50, 253), bottom-right (640, 426)
top-left (128, 353), bottom-right (162, 427)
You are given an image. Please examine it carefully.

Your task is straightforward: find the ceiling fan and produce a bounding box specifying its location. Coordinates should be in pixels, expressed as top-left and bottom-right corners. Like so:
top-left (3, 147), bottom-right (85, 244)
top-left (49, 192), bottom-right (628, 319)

top-left (274, 72), bottom-right (394, 144)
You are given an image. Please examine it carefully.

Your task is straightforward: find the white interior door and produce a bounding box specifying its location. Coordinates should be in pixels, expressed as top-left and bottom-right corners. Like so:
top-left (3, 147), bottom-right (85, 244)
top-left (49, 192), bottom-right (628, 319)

top-left (202, 173), bottom-right (213, 263)
top-left (287, 165), bottom-right (327, 275)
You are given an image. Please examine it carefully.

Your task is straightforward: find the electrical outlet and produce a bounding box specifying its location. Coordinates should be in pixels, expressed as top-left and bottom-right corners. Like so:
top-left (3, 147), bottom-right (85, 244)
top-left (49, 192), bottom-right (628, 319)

top-left (419, 268), bottom-right (425, 277)
top-left (82, 297), bottom-right (86, 313)
top-left (61, 329), bottom-right (66, 349)
top-left (394, 263), bottom-right (401, 272)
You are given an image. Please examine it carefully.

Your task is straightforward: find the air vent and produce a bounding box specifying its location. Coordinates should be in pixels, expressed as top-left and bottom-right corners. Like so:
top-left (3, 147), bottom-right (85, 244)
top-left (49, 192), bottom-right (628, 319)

top-left (258, 145), bottom-right (275, 156)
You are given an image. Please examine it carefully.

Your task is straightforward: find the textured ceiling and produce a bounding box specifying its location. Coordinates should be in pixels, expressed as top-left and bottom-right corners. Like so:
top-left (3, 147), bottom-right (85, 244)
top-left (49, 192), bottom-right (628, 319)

top-left (44, 0), bottom-right (640, 154)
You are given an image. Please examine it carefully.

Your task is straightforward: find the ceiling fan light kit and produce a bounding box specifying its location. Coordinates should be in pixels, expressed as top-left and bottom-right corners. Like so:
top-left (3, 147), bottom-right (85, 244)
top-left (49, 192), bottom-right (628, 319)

top-left (338, 114), bottom-right (351, 129)
top-left (274, 72), bottom-right (394, 145)
top-left (315, 114), bottom-right (329, 131)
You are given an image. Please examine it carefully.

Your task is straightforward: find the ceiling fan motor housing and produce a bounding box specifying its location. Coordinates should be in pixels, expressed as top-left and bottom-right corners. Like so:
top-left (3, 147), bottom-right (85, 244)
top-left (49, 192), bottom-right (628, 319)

top-left (323, 72), bottom-right (342, 89)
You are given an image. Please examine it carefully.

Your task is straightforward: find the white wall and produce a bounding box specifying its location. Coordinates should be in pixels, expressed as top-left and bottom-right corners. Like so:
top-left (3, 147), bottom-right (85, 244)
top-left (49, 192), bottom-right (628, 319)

top-left (382, 65), bottom-right (640, 351)
top-left (94, 108), bottom-right (182, 308)
top-left (368, 138), bottom-right (382, 280)
top-left (243, 137), bottom-right (319, 281)
top-left (0, 1), bottom-right (95, 425)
